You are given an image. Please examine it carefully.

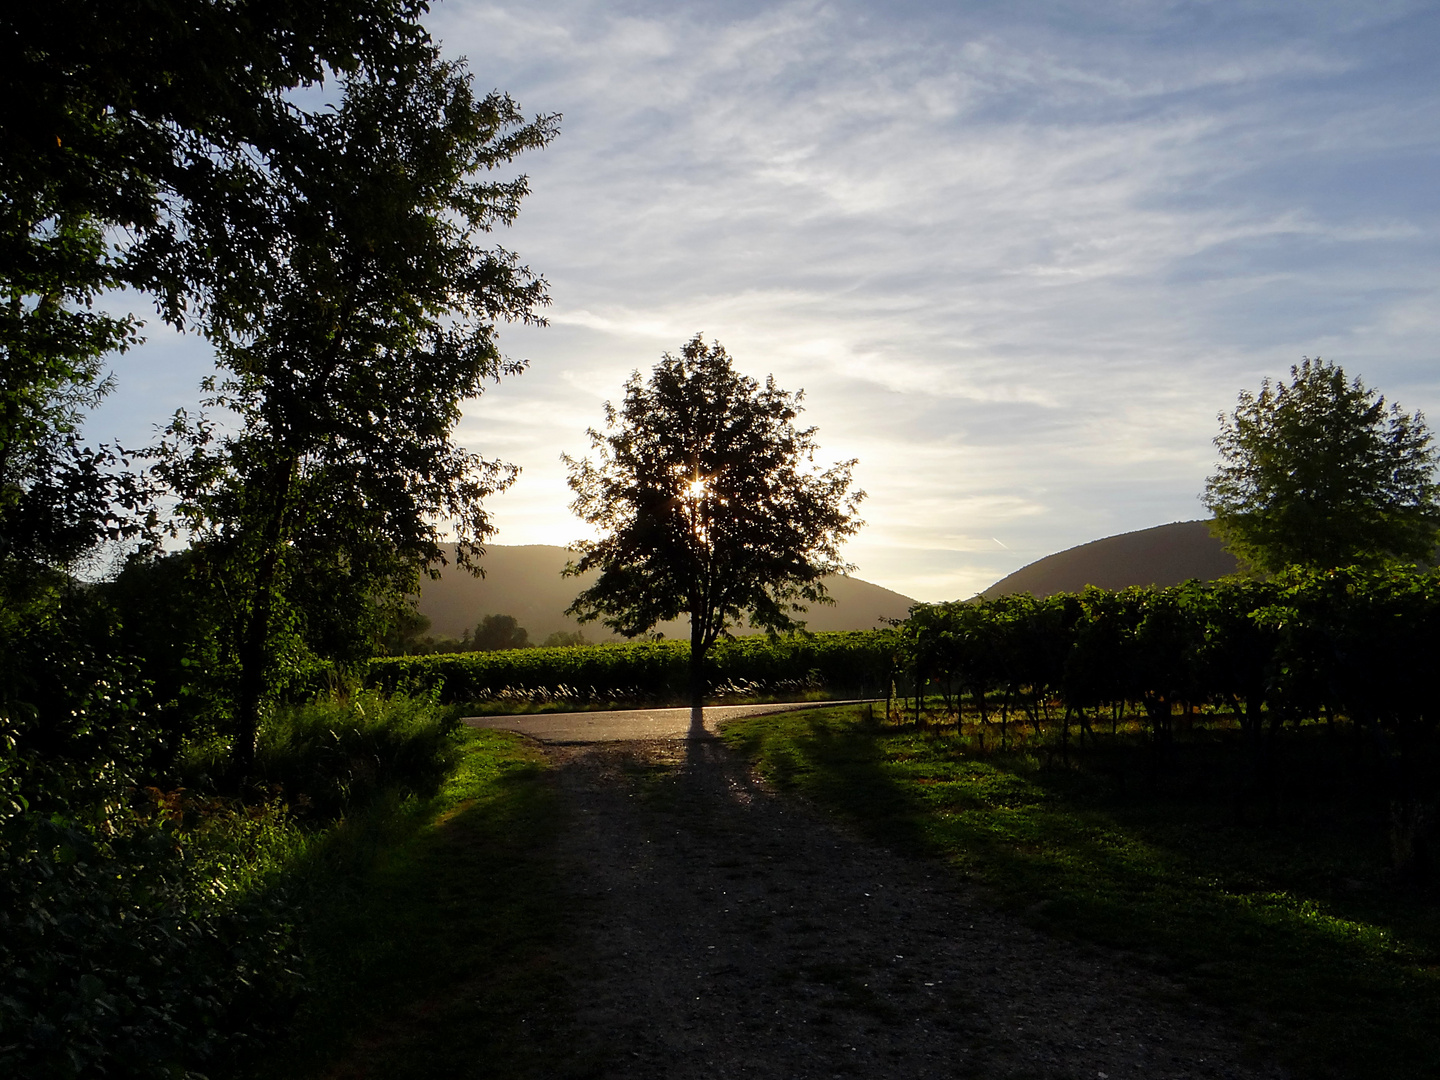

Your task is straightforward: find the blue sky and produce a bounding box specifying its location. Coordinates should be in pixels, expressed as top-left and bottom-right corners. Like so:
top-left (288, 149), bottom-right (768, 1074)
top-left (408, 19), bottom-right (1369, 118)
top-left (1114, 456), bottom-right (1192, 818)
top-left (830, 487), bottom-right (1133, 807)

top-left (91, 0), bottom-right (1440, 600)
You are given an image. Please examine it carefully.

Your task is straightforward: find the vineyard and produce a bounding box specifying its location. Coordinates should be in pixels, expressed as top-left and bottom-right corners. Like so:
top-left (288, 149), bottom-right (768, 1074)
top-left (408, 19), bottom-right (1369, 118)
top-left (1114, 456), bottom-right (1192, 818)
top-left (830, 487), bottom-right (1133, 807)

top-left (367, 629), bottom-right (899, 706)
top-left (374, 564), bottom-right (1438, 747)
top-left (373, 565), bottom-right (1440, 869)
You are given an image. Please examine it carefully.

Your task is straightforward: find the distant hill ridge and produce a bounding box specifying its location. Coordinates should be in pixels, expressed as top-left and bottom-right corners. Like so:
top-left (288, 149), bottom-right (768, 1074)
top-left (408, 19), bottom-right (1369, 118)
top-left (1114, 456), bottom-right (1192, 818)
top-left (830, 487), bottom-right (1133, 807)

top-left (415, 544), bottom-right (919, 641)
top-left (417, 525), bottom-right (1238, 638)
top-left (981, 520), bottom-right (1238, 599)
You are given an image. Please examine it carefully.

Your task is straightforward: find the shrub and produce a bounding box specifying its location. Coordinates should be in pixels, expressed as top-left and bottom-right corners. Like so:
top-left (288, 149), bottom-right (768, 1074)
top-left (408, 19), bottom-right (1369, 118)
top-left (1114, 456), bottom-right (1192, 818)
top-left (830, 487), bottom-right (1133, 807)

top-left (183, 689), bottom-right (460, 821)
top-left (0, 814), bottom-right (304, 1079)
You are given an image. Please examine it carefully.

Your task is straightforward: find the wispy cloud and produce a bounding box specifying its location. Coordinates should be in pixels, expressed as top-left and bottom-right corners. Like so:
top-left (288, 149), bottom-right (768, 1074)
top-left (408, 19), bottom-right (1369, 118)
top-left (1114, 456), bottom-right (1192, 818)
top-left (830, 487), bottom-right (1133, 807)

top-left (89, 0), bottom-right (1440, 600)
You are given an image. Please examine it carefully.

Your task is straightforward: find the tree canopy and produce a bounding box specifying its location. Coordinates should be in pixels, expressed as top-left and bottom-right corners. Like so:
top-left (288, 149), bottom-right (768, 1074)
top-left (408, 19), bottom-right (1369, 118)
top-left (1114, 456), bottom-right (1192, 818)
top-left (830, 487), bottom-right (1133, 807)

top-left (152, 51), bottom-right (556, 775)
top-left (0, 0), bottom-right (436, 567)
top-left (564, 334), bottom-right (864, 709)
top-left (1202, 358), bottom-right (1440, 573)
top-left (470, 614), bottom-right (531, 652)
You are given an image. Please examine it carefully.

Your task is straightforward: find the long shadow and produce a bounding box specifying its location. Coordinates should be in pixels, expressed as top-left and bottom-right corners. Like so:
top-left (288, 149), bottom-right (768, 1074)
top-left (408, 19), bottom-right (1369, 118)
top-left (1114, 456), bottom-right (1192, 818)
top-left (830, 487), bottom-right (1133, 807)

top-left (256, 753), bottom-right (603, 1080)
top-left (720, 705), bottom-right (935, 855)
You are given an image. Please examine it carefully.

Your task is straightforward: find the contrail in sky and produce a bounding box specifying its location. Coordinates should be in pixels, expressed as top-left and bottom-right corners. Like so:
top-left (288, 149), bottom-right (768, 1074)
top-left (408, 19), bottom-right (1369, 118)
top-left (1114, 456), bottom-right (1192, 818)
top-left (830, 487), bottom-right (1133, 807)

top-left (992, 538), bottom-right (1009, 550)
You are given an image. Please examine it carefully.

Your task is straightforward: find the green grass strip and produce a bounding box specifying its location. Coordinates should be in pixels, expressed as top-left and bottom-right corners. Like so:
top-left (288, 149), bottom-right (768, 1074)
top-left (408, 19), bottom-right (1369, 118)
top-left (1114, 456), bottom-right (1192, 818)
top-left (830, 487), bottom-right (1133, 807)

top-left (262, 728), bottom-right (596, 1079)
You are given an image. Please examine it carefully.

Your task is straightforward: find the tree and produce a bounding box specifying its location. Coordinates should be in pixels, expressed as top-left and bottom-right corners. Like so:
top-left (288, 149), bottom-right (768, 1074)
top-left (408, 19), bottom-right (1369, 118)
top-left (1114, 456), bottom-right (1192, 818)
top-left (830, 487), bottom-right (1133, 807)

top-left (1, 0), bottom-right (434, 562)
top-left (541, 629), bottom-right (589, 648)
top-left (153, 50), bottom-right (556, 777)
top-left (469, 614), bottom-right (530, 652)
top-left (564, 335), bottom-right (864, 712)
top-left (1202, 358), bottom-right (1440, 574)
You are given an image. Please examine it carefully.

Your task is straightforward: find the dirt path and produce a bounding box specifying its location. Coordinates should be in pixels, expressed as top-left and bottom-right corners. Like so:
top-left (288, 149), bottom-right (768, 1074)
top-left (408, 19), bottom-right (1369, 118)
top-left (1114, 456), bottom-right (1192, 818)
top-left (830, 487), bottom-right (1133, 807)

top-left (465, 701), bottom-right (875, 743)
top-left (546, 737), bottom-right (1287, 1080)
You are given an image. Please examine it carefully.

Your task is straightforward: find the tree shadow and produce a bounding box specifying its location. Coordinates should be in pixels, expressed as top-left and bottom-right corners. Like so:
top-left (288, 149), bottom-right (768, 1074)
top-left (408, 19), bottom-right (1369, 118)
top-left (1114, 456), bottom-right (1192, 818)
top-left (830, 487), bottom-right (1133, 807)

top-left (259, 760), bottom-right (603, 1080)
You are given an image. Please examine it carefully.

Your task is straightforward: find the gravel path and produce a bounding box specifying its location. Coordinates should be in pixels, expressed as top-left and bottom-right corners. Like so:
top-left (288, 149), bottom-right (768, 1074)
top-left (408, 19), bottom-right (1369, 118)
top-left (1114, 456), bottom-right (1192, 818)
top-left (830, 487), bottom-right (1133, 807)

top-left (545, 736), bottom-right (1288, 1080)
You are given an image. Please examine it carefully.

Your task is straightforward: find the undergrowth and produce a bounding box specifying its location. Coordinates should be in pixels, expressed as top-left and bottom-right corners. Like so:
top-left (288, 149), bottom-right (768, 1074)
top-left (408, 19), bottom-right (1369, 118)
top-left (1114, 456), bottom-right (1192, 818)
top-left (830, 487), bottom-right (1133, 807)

top-left (0, 689), bottom-right (468, 1079)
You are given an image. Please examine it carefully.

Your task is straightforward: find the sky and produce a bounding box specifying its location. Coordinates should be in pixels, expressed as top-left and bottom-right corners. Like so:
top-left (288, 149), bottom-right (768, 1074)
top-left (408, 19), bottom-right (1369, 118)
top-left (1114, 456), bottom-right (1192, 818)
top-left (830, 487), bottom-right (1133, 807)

top-left (89, 0), bottom-right (1440, 601)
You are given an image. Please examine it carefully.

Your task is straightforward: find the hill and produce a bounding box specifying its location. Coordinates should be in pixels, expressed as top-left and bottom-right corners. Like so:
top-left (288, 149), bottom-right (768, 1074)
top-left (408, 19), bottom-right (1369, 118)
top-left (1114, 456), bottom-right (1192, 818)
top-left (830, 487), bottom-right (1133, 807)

top-left (414, 544), bottom-right (918, 642)
top-left (981, 520), bottom-right (1238, 599)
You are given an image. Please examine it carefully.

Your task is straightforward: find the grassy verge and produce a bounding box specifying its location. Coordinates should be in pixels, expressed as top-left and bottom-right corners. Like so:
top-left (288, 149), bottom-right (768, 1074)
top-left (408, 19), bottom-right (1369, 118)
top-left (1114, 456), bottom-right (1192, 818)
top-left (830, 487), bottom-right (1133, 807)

top-left (262, 726), bottom-right (595, 1080)
top-left (721, 704), bottom-right (1440, 1080)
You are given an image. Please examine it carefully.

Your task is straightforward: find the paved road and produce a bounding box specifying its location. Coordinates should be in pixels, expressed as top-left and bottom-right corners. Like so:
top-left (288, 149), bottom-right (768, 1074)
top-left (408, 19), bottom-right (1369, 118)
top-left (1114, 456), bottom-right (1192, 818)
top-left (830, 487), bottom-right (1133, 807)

top-left (463, 700), bottom-right (876, 743)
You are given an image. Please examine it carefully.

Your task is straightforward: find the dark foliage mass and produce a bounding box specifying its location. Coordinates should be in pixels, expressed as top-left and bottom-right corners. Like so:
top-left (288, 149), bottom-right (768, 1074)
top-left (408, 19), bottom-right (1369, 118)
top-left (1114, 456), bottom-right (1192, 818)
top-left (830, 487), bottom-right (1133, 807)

top-left (0, 818), bottom-right (301, 1079)
top-left (370, 629), bottom-right (896, 705)
top-left (1, 3), bottom-right (548, 1075)
top-left (380, 565), bottom-right (1440, 879)
top-left (899, 567), bottom-right (1440, 880)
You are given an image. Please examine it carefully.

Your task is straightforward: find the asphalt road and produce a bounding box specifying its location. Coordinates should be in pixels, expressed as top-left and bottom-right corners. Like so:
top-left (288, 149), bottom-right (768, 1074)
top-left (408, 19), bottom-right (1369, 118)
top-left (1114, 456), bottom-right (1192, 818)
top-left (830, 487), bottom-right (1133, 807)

top-left (463, 700), bottom-right (875, 743)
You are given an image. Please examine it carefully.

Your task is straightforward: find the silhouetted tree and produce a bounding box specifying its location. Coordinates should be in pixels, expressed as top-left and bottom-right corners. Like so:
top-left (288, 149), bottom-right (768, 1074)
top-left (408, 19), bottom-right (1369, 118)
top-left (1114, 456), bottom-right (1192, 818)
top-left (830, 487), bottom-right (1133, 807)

top-left (541, 629), bottom-right (589, 648)
top-left (564, 334), bottom-right (864, 711)
top-left (1, 0), bottom-right (434, 565)
top-left (469, 614), bottom-right (530, 651)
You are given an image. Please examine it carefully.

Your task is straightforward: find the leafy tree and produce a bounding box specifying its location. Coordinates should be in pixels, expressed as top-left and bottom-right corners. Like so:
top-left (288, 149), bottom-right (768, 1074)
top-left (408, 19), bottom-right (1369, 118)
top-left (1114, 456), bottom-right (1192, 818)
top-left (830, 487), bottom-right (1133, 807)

top-left (153, 51), bottom-right (556, 777)
top-left (564, 334), bottom-right (864, 711)
top-left (541, 629), bottom-right (589, 648)
top-left (380, 606), bottom-right (436, 656)
top-left (469, 614), bottom-right (531, 652)
top-left (0, 0), bottom-right (434, 562)
top-left (1203, 358), bottom-right (1440, 573)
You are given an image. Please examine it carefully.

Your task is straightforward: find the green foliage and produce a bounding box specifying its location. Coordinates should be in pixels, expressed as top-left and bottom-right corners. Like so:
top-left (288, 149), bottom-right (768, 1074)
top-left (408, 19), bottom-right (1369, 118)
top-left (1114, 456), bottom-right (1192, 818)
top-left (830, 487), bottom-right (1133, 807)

top-left (0, 687), bottom-right (461, 1079)
top-left (1, 0), bottom-right (437, 570)
top-left (899, 569), bottom-right (1440, 877)
top-left (0, 813), bottom-right (305, 1079)
top-left (565, 334), bottom-right (864, 707)
top-left (1203, 358), bottom-right (1440, 572)
top-left (368, 630), bottom-right (897, 705)
top-left (0, 565), bottom-right (168, 829)
top-left (540, 628), bottom-right (589, 648)
top-left (469, 613), bottom-right (531, 652)
top-left (148, 49), bottom-right (557, 775)
top-left (181, 690), bottom-right (460, 820)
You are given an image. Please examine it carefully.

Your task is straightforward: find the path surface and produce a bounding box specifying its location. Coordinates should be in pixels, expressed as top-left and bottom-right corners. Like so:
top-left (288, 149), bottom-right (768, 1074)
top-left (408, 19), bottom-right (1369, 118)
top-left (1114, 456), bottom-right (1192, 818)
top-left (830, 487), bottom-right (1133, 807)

top-left (464, 701), bottom-right (875, 744)
top-left (541, 734), bottom-right (1286, 1080)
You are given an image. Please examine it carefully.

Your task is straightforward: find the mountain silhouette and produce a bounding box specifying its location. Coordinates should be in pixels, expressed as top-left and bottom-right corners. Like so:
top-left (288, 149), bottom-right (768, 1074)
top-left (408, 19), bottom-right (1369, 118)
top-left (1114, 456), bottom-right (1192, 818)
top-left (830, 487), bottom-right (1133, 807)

top-left (414, 544), bottom-right (918, 641)
top-left (981, 520), bottom-right (1238, 599)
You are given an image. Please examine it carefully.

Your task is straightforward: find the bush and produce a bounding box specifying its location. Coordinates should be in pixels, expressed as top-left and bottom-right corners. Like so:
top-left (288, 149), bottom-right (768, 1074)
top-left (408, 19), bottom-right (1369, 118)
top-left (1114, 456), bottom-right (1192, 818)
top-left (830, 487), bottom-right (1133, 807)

top-left (0, 814), bottom-right (304, 1080)
top-left (183, 689), bottom-right (460, 821)
top-left (1, 689), bottom-right (461, 1077)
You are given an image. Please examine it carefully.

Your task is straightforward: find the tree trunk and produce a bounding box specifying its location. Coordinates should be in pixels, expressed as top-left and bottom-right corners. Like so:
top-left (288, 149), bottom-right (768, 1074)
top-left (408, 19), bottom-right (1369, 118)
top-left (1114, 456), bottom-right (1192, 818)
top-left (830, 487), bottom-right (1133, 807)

top-left (233, 562), bottom-right (276, 784)
top-left (231, 455), bottom-right (298, 784)
top-left (689, 614), bottom-right (706, 725)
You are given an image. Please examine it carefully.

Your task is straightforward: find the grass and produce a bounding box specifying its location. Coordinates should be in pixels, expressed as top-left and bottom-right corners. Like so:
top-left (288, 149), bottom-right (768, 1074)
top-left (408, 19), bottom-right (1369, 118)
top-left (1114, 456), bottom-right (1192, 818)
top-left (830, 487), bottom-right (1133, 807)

top-left (721, 703), bottom-right (1440, 1080)
top-left (255, 726), bottom-right (598, 1080)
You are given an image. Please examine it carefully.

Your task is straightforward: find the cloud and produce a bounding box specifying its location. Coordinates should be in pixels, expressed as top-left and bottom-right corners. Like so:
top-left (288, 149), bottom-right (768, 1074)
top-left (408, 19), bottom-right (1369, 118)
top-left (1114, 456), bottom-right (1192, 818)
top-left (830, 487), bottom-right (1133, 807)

top-left (86, 0), bottom-right (1440, 601)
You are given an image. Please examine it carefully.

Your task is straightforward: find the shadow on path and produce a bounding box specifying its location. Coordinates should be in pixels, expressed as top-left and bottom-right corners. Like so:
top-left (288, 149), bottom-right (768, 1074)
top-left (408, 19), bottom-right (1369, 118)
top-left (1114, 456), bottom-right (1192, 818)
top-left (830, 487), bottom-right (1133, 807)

top-left (547, 738), bottom-right (1281, 1080)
